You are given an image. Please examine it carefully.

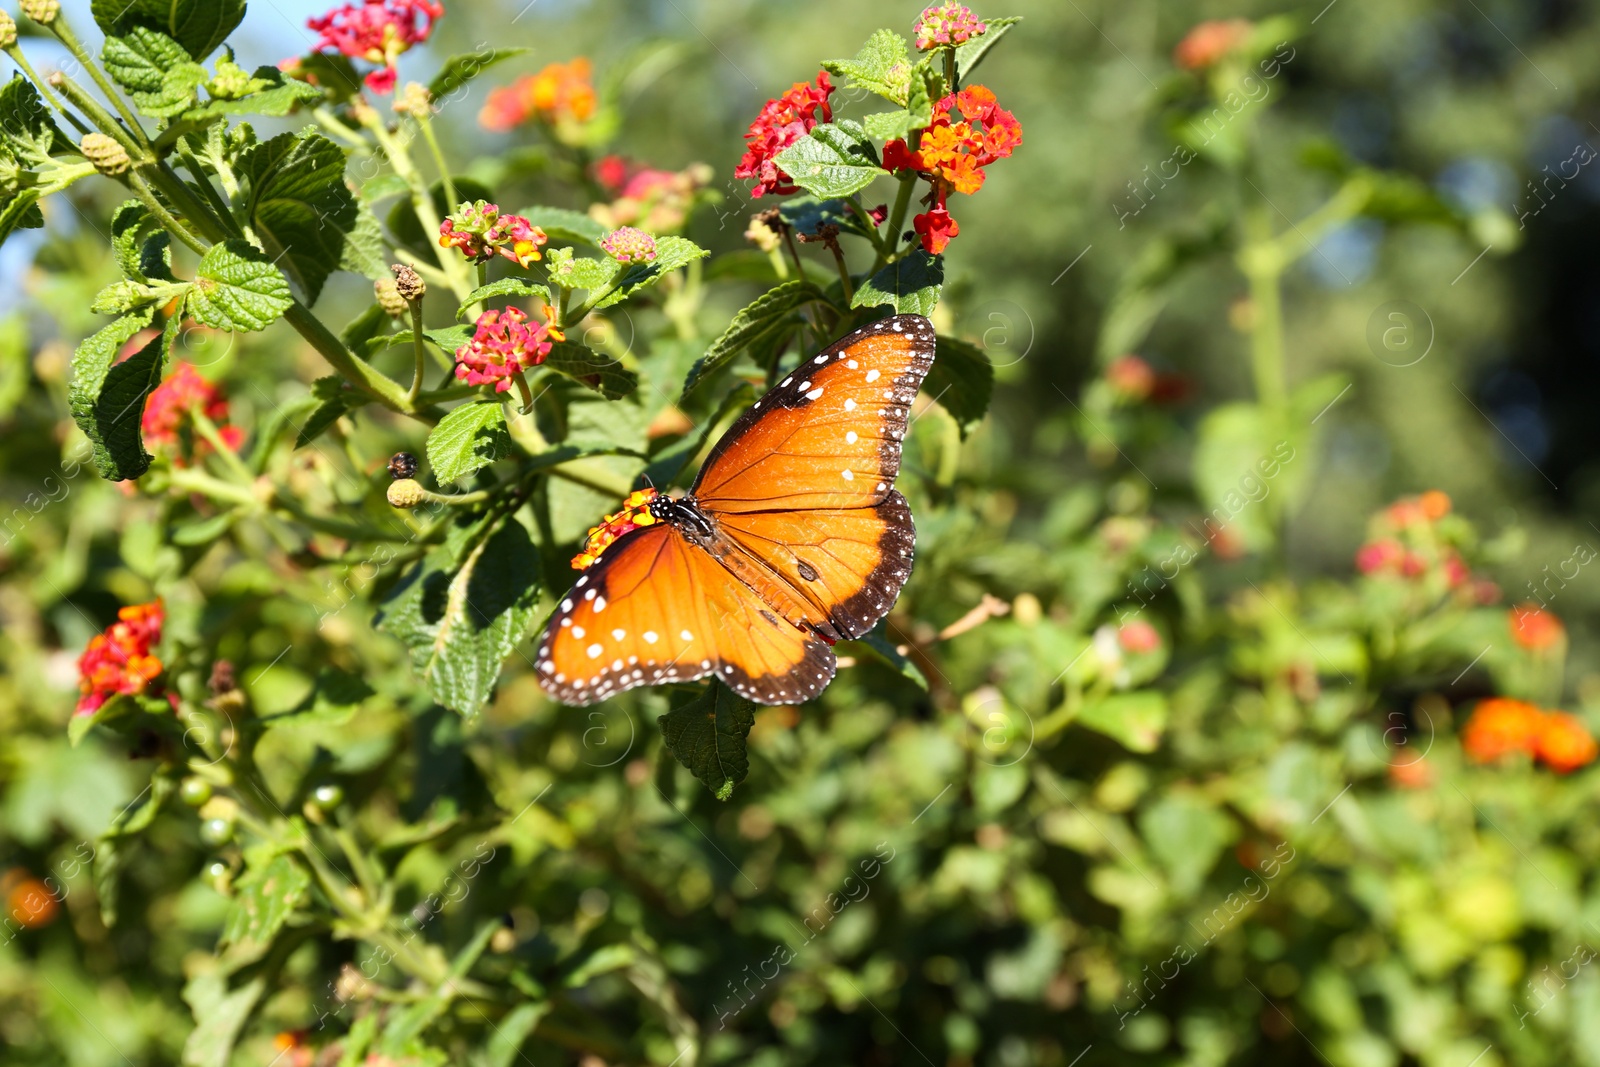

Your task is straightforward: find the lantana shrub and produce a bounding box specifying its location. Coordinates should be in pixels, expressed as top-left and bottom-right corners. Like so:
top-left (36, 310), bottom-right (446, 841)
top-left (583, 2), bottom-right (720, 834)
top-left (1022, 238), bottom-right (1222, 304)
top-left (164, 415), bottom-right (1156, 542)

top-left (0, 2), bottom-right (1596, 1065)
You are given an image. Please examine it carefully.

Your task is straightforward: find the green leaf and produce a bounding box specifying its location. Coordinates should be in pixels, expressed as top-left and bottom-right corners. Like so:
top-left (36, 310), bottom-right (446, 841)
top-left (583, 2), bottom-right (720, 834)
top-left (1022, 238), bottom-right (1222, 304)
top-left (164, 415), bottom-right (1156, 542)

top-left (864, 109), bottom-right (913, 143)
top-left (517, 205), bottom-right (608, 247)
top-left (68, 311), bottom-right (165, 481)
top-left (261, 668), bottom-right (375, 728)
top-left (779, 196), bottom-right (875, 239)
top-left (371, 324), bottom-right (473, 357)
top-left (429, 48), bottom-right (530, 100)
top-left (929, 335), bottom-right (994, 436)
top-left (186, 240), bottom-right (293, 331)
top-left (0, 190), bottom-right (44, 247)
top-left (457, 278), bottom-right (553, 320)
top-left (592, 236), bottom-right (708, 309)
top-left (772, 119), bottom-right (885, 199)
top-left (1077, 691), bottom-right (1168, 753)
top-left (182, 65), bottom-right (324, 121)
top-left (476, 1002), bottom-right (551, 1067)
top-left (102, 29), bottom-right (208, 117)
top-left (658, 683), bottom-right (756, 800)
top-left (546, 252), bottom-right (618, 292)
top-left (427, 401), bottom-right (512, 484)
top-left (853, 251), bottom-right (944, 316)
top-left (0, 74), bottom-right (65, 165)
top-left (221, 854), bottom-right (311, 949)
top-left (955, 17), bottom-right (1023, 80)
top-left (377, 518), bottom-right (543, 717)
top-left (295, 376), bottom-right (358, 449)
top-left (180, 973), bottom-right (265, 1067)
top-left (823, 29), bottom-right (913, 104)
top-left (681, 279), bottom-right (823, 397)
top-left (338, 206), bottom-right (390, 281)
top-left (237, 132), bottom-right (357, 304)
top-left (112, 201), bottom-right (164, 282)
top-left (850, 629), bottom-right (930, 691)
top-left (92, 0), bottom-right (246, 60)
top-left (1138, 793), bottom-right (1236, 895)
top-left (543, 340), bottom-right (638, 400)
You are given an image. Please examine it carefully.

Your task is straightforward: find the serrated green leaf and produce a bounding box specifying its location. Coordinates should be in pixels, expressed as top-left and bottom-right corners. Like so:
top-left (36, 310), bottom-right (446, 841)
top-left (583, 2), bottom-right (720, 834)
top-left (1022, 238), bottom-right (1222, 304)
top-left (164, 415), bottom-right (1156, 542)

top-left (457, 279), bottom-right (553, 320)
top-left (187, 240), bottom-right (293, 331)
top-left (779, 196), bottom-right (874, 239)
top-left (68, 311), bottom-right (164, 482)
top-left (237, 132), bottom-right (357, 304)
top-left (864, 109), bottom-right (913, 142)
top-left (0, 190), bottom-right (44, 247)
top-left (427, 401), bottom-right (512, 484)
top-left (543, 340), bottom-right (638, 400)
top-left (929, 335), bottom-right (994, 437)
top-left (546, 253), bottom-right (618, 292)
top-left (517, 205), bottom-right (608, 247)
top-left (429, 48), bottom-right (530, 100)
top-left (103, 29), bottom-right (208, 117)
top-left (772, 120), bottom-right (885, 199)
top-left (112, 204), bottom-right (159, 280)
top-left (822, 29), bottom-right (913, 104)
top-left (853, 251), bottom-right (944, 316)
top-left (182, 66), bottom-right (324, 121)
top-left (682, 280), bottom-right (823, 397)
top-left (92, 0), bottom-right (246, 61)
top-left (0, 74), bottom-right (65, 165)
top-left (658, 683), bottom-right (756, 800)
top-left (955, 17), bottom-right (1023, 80)
top-left (338, 206), bottom-right (389, 281)
top-left (221, 854), bottom-right (310, 949)
top-left (592, 236), bottom-right (708, 309)
top-left (377, 518), bottom-right (542, 717)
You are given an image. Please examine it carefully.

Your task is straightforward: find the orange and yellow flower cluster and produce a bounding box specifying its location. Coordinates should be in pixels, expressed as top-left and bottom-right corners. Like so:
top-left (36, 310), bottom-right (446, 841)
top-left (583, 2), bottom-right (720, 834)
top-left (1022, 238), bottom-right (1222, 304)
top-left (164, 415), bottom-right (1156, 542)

top-left (480, 58), bottom-right (597, 132)
top-left (883, 86), bottom-right (1023, 254)
top-left (571, 488), bottom-right (660, 571)
top-left (1461, 697), bottom-right (1596, 774)
top-left (76, 600), bottom-right (165, 717)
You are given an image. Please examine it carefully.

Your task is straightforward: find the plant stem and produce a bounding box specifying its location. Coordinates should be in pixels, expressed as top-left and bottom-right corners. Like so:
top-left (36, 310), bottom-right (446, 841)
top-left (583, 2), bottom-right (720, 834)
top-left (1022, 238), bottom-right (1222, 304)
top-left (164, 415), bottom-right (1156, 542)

top-left (47, 72), bottom-right (146, 162)
top-left (407, 298), bottom-right (428, 406)
top-left (827, 239), bottom-right (854, 303)
top-left (283, 301), bottom-right (418, 416)
top-left (49, 13), bottom-right (152, 151)
top-left (2, 43), bottom-right (69, 115)
top-left (190, 407), bottom-right (255, 486)
top-left (417, 112), bottom-right (457, 210)
top-left (359, 105), bottom-right (472, 300)
top-left (879, 173), bottom-right (918, 269)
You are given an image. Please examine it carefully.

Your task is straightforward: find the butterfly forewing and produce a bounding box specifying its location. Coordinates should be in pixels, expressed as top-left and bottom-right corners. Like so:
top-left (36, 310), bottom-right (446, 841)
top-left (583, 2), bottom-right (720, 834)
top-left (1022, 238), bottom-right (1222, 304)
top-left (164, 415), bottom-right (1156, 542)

top-left (535, 523), bottom-right (836, 706)
top-left (692, 314), bottom-right (936, 513)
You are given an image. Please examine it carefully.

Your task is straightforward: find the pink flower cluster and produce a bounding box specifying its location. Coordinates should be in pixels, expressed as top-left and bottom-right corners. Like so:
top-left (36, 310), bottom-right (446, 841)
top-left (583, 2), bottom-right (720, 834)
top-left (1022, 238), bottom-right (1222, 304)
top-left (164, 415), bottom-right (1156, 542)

top-left (454, 307), bottom-right (563, 392)
top-left (307, 0), bottom-right (443, 93)
top-left (600, 227), bottom-right (657, 263)
top-left (76, 601), bottom-right (164, 717)
top-left (914, 3), bottom-right (988, 50)
top-left (142, 362), bottom-right (244, 465)
top-left (438, 201), bottom-right (549, 269)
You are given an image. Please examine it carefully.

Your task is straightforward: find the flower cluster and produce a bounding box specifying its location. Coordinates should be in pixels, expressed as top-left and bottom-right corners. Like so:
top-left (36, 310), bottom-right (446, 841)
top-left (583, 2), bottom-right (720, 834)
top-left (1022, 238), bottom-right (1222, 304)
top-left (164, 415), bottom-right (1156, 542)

top-left (733, 71), bottom-right (834, 198)
top-left (1461, 697), bottom-right (1597, 774)
top-left (589, 158), bottom-right (711, 233)
top-left (142, 363), bottom-right (244, 465)
top-left (480, 58), bottom-right (597, 132)
top-left (571, 488), bottom-right (659, 570)
top-left (306, 0), bottom-right (443, 93)
top-left (438, 202), bottom-right (549, 268)
top-left (76, 600), bottom-right (165, 717)
top-left (454, 306), bottom-right (563, 392)
top-left (1354, 491), bottom-right (1483, 594)
top-left (914, 3), bottom-right (987, 50)
top-left (600, 226), bottom-right (657, 263)
top-left (1172, 18), bottom-right (1253, 72)
top-left (884, 85), bottom-right (1022, 254)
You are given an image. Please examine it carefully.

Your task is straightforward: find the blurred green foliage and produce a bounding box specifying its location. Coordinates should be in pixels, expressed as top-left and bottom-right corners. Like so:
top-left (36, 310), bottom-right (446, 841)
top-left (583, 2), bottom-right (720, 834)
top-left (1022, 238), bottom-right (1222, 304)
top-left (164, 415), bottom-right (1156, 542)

top-left (2, 1), bottom-right (1600, 1066)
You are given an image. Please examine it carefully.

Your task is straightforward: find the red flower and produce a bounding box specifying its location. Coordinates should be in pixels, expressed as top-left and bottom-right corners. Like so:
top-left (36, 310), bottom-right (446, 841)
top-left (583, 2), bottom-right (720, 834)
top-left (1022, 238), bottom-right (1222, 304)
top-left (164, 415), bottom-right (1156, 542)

top-left (306, 0), bottom-right (443, 93)
top-left (592, 154), bottom-right (630, 193)
top-left (1388, 756), bottom-right (1434, 790)
top-left (142, 363), bottom-right (244, 465)
top-left (913, 205), bottom-right (959, 254)
top-left (867, 203), bottom-right (889, 226)
top-left (480, 58), bottom-right (597, 132)
top-left (1106, 355), bottom-right (1156, 401)
top-left (1118, 619), bottom-right (1161, 654)
top-left (76, 600), bottom-right (165, 717)
top-left (1509, 603), bottom-right (1564, 650)
top-left (1355, 539), bottom-right (1403, 575)
top-left (1535, 712), bottom-right (1598, 774)
top-left (882, 139), bottom-right (918, 173)
top-left (1172, 19), bottom-right (1252, 71)
top-left (733, 71), bottom-right (834, 198)
top-left (454, 307), bottom-right (562, 392)
top-left (1461, 697), bottom-right (1542, 764)
top-left (572, 488), bottom-right (660, 570)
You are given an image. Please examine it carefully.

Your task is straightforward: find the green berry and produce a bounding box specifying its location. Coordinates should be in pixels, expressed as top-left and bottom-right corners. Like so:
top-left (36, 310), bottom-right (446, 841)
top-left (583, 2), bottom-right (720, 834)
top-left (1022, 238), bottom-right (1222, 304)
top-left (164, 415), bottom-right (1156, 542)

top-left (312, 783), bottom-right (344, 809)
top-left (179, 778), bottom-right (213, 807)
top-left (199, 817), bottom-right (234, 847)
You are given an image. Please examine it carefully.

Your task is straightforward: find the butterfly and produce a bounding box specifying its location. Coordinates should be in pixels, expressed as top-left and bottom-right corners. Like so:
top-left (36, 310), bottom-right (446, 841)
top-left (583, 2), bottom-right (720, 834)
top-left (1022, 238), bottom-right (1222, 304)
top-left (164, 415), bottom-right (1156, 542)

top-left (534, 313), bottom-right (937, 706)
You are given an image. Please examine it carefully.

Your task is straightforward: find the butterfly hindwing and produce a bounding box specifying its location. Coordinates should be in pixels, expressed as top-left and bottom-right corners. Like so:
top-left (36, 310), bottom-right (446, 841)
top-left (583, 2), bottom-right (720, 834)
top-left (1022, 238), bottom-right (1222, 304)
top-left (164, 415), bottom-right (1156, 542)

top-left (535, 523), bottom-right (835, 706)
top-left (692, 314), bottom-right (936, 513)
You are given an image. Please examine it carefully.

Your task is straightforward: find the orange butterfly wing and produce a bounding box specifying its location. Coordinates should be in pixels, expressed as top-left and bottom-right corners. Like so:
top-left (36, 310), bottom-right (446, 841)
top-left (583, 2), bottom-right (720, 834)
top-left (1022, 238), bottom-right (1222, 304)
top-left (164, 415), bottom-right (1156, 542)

top-left (534, 523), bottom-right (835, 706)
top-left (692, 314), bottom-right (936, 512)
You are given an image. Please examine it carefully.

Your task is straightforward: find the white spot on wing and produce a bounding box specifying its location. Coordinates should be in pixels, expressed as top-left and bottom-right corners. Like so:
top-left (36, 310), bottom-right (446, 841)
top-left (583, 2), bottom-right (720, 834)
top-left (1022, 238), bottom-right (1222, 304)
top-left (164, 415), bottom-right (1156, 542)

top-left (643, 631), bottom-right (659, 644)
top-left (572, 626), bottom-right (586, 639)
top-left (806, 387), bottom-right (824, 400)
top-left (846, 431), bottom-right (858, 443)
top-left (844, 398), bottom-right (857, 411)
top-left (841, 469), bottom-right (854, 481)
top-left (586, 643), bottom-right (603, 659)
top-left (866, 369), bottom-right (881, 382)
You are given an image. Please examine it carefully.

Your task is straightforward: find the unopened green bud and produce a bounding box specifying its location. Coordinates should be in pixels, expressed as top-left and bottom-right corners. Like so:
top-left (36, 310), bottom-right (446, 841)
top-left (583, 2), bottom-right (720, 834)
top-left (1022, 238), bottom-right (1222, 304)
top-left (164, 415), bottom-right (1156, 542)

top-left (387, 478), bottom-right (426, 509)
top-left (19, 0), bottom-right (59, 25)
top-left (0, 12), bottom-right (18, 48)
top-left (375, 277), bottom-right (407, 318)
top-left (81, 133), bottom-right (130, 176)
